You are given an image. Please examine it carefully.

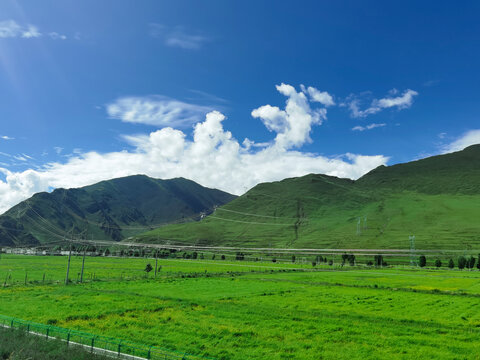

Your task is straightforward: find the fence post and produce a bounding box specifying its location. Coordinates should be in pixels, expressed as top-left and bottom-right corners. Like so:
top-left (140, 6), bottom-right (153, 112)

top-left (46, 326), bottom-right (50, 339)
top-left (91, 336), bottom-right (95, 352)
top-left (148, 345), bottom-right (153, 359)
top-left (67, 330), bottom-right (71, 346)
top-left (117, 340), bottom-right (122, 357)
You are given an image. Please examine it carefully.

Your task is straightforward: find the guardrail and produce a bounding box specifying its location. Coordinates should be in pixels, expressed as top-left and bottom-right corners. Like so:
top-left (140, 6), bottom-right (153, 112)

top-left (0, 314), bottom-right (210, 360)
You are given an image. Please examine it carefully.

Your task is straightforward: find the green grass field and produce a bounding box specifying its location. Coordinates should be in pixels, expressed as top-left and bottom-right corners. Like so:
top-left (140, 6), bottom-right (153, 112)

top-left (1, 255), bottom-right (480, 359)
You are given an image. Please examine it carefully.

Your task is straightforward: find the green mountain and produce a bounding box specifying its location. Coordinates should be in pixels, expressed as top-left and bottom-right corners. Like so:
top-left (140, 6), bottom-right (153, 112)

top-left (0, 175), bottom-right (236, 246)
top-left (138, 145), bottom-right (480, 250)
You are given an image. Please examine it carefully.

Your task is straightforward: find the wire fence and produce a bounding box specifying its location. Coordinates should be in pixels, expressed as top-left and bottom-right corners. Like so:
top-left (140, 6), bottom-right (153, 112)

top-left (0, 314), bottom-right (210, 360)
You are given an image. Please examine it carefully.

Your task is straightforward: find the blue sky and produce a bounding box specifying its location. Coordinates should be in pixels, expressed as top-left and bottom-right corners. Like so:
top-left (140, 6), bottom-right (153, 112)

top-left (0, 0), bottom-right (479, 212)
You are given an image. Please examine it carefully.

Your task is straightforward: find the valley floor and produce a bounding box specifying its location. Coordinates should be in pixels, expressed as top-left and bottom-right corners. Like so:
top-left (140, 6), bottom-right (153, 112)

top-left (1, 256), bottom-right (480, 359)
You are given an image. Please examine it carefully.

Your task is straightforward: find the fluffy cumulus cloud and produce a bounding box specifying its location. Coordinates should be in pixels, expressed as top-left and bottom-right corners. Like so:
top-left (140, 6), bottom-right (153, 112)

top-left (0, 84), bottom-right (389, 214)
top-left (252, 84), bottom-right (328, 149)
top-left (348, 89), bottom-right (418, 118)
top-left (107, 95), bottom-right (214, 127)
top-left (149, 23), bottom-right (209, 50)
top-left (441, 129), bottom-right (480, 153)
top-left (0, 19), bottom-right (66, 40)
top-left (352, 123), bottom-right (386, 132)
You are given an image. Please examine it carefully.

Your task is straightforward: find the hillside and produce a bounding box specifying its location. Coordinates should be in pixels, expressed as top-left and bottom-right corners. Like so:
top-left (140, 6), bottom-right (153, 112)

top-left (137, 145), bottom-right (480, 250)
top-left (0, 175), bottom-right (236, 246)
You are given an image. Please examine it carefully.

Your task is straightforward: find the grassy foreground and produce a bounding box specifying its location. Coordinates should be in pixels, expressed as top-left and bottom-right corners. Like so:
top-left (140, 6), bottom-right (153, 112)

top-left (1, 256), bottom-right (480, 359)
top-left (0, 327), bottom-right (107, 360)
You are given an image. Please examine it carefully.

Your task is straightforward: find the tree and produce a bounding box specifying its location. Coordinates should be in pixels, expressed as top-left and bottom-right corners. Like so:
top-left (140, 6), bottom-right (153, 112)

top-left (448, 258), bottom-right (455, 269)
top-left (221, 255), bottom-right (226, 260)
top-left (144, 263), bottom-right (153, 274)
top-left (348, 254), bottom-right (355, 266)
top-left (458, 256), bottom-right (466, 270)
top-left (212, 254), bottom-right (216, 260)
top-left (477, 254), bottom-right (480, 270)
top-left (419, 255), bottom-right (427, 268)
top-left (104, 249), bottom-right (110, 256)
top-left (312, 261), bottom-right (316, 267)
top-left (435, 259), bottom-right (442, 268)
top-left (374, 255), bottom-right (384, 267)
top-left (341, 253), bottom-right (348, 266)
top-left (272, 258), bottom-right (277, 263)
top-left (192, 252), bottom-right (198, 260)
top-left (291, 255), bottom-right (296, 263)
top-left (466, 256), bottom-right (476, 270)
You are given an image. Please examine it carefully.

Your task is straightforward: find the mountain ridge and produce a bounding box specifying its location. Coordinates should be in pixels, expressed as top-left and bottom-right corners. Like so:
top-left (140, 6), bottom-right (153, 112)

top-left (137, 145), bottom-right (480, 250)
top-left (0, 175), bottom-right (236, 246)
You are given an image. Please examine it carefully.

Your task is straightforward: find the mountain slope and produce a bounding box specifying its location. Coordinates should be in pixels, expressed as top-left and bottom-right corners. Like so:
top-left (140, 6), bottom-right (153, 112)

top-left (138, 145), bottom-right (480, 250)
top-left (0, 175), bottom-right (236, 246)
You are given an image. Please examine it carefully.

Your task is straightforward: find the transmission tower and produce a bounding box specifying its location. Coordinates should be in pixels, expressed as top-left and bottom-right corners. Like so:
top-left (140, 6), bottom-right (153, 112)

top-left (409, 235), bottom-right (416, 266)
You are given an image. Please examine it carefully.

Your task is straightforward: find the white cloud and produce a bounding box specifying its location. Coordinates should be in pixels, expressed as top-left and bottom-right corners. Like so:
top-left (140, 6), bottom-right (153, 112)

top-left (301, 85), bottom-right (335, 106)
top-left (441, 129), bottom-right (480, 153)
top-left (0, 19), bottom-right (66, 40)
top-left (54, 147), bottom-right (63, 155)
top-left (0, 84), bottom-right (389, 214)
top-left (49, 32), bottom-right (67, 40)
top-left (107, 95), bottom-right (214, 128)
top-left (0, 20), bottom-right (40, 39)
top-left (348, 89), bottom-right (418, 118)
top-left (0, 136), bottom-right (14, 140)
top-left (149, 24), bottom-right (209, 50)
top-left (352, 123), bottom-right (386, 132)
top-left (252, 84), bottom-right (327, 150)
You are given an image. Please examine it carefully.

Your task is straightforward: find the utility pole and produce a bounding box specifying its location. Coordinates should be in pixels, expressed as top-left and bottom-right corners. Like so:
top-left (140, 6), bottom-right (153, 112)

top-left (65, 242), bottom-right (72, 285)
top-left (154, 251), bottom-right (158, 278)
top-left (409, 235), bottom-right (416, 266)
top-left (80, 246), bottom-right (86, 283)
top-left (65, 228), bottom-right (74, 285)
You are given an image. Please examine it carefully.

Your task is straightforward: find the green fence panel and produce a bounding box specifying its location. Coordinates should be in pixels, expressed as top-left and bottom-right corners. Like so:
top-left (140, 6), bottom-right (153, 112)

top-left (0, 314), bottom-right (211, 360)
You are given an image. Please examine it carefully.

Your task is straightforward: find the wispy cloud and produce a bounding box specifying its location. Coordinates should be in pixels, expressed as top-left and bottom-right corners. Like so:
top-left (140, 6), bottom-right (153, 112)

top-left (149, 23), bottom-right (210, 50)
top-left (347, 89), bottom-right (418, 118)
top-left (0, 136), bottom-right (14, 140)
top-left (53, 147), bottom-right (63, 155)
top-left (352, 123), bottom-right (386, 132)
top-left (441, 129), bottom-right (480, 153)
top-left (0, 19), bottom-right (66, 40)
top-left (300, 85), bottom-right (335, 107)
top-left (107, 95), bottom-right (215, 128)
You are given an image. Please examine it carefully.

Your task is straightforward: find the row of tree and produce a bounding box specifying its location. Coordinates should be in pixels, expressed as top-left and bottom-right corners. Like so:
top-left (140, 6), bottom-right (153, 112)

top-left (418, 255), bottom-right (480, 269)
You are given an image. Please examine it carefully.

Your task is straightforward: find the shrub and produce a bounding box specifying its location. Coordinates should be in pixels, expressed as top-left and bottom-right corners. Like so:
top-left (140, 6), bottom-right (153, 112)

top-left (419, 255), bottom-right (427, 268)
top-left (448, 258), bottom-right (455, 269)
top-left (374, 255), bottom-right (383, 267)
top-left (312, 262), bottom-right (316, 267)
top-left (291, 255), bottom-right (296, 263)
top-left (435, 259), bottom-right (442, 268)
top-left (221, 255), bottom-right (226, 260)
top-left (144, 263), bottom-right (153, 273)
top-left (458, 256), bottom-right (466, 270)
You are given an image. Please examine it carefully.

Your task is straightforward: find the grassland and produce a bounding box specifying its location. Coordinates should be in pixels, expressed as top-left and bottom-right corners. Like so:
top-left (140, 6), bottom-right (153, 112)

top-left (2, 255), bottom-right (480, 359)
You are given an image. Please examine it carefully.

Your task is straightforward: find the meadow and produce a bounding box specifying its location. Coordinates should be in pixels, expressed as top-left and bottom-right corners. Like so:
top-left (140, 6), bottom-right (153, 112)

top-left (1, 255), bottom-right (480, 359)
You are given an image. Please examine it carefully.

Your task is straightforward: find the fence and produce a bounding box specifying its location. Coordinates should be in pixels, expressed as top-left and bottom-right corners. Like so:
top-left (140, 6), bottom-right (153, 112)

top-left (0, 314), bottom-right (210, 360)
